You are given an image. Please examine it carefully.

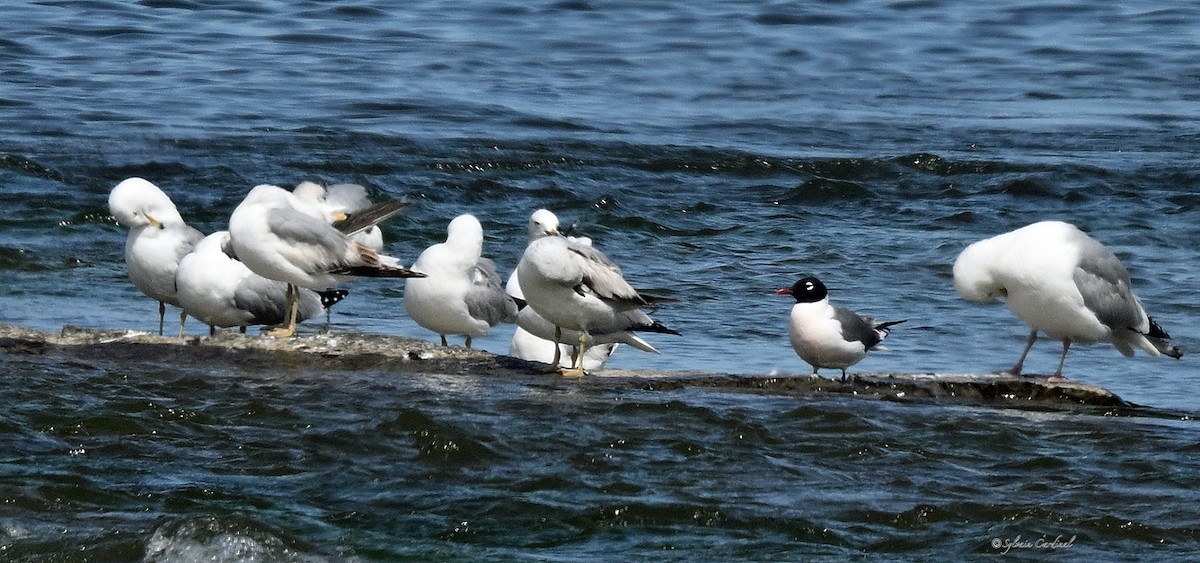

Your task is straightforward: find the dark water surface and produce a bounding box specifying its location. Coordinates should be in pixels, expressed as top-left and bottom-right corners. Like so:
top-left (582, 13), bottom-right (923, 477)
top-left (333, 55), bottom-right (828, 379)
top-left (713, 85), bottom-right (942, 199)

top-left (2, 0), bottom-right (1200, 559)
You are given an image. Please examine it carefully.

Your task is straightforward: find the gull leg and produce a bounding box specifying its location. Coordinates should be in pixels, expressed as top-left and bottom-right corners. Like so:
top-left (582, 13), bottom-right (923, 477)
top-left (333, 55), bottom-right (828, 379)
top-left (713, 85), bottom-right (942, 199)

top-left (542, 327), bottom-right (565, 373)
top-left (268, 284), bottom-right (298, 338)
top-left (559, 332), bottom-right (588, 378)
top-left (158, 301), bottom-right (166, 336)
top-left (209, 325), bottom-right (216, 337)
top-left (324, 288), bottom-right (333, 331)
top-left (440, 335), bottom-right (449, 347)
top-left (465, 336), bottom-right (473, 349)
top-left (840, 369), bottom-right (848, 382)
top-left (1049, 340), bottom-right (1072, 382)
top-left (1007, 329), bottom-right (1038, 375)
top-left (178, 309), bottom-right (187, 339)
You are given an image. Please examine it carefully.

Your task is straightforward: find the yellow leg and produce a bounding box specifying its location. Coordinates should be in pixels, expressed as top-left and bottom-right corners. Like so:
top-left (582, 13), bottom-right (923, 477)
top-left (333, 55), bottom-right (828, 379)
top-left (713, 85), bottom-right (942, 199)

top-left (559, 332), bottom-right (587, 378)
top-left (465, 335), bottom-right (473, 349)
top-left (269, 284), bottom-right (298, 338)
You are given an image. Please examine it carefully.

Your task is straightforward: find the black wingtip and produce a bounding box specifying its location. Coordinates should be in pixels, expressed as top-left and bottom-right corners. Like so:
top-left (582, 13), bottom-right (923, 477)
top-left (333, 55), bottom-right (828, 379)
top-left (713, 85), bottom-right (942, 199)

top-left (1146, 316), bottom-right (1171, 340)
top-left (331, 265), bottom-right (427, 278)
top-left (632, 320), bottom-right (681, 336)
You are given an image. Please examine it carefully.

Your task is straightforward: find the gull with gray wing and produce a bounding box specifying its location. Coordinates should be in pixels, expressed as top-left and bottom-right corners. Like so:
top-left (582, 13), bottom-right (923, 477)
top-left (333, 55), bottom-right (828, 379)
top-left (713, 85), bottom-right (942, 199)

top-left (108, 177), bottom-right (205, 337)
top-left (404, 214), bottom-right (518, 348)
top-left (227, 184), bottom-right (423, 338)
top-left (953, 220), bottom-right (1181, 379)
top-left (777, 275), bottom-right (904, 381)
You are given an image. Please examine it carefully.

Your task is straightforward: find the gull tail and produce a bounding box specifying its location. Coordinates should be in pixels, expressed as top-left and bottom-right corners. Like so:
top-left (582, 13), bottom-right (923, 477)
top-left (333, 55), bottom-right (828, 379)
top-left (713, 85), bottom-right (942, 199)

top-left (631, 320), bottom-right (680, 336)
top-left (332, 245), bottom-right (427, 279)
top-left (333, 265), bottom-right (425, 278)
top-left (317, 289), bottom-right (349, 310)
top-left (873, 319), bottom-right (908, 336)
top-left (1142, 316), bottom-right (1183, 359)
top-left (619, 333), bottom-right (661, 354)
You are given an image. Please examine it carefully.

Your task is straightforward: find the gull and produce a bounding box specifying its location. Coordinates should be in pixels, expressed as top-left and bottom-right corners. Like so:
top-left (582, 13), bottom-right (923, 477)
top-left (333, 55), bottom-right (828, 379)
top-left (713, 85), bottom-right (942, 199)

top-left (954, 220), bottom-right (1182, 379)
top-left (506, 267), bottom-right (620, 370)
top-left (176, 231), bottom-right (347, 334)
top-left (777, 275), bottom-right (905, 381)
top-left (516, 208), bottom-right (678, 377)
top-left (227, 184), bottom-right (424, 337)
top-left (505, 215), bottom-right (661, 369)
top-left (403, 214), bottom-right (518, 347)
top-left (108, 177), bottom-right (205, 337)
top-left (292, 181), bottom-right (385, 251)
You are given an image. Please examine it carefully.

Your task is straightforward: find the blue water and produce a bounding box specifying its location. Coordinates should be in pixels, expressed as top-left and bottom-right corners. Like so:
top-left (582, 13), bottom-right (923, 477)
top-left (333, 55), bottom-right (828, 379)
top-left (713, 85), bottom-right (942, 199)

top-left (3, 0), bottom-right (1200, 559)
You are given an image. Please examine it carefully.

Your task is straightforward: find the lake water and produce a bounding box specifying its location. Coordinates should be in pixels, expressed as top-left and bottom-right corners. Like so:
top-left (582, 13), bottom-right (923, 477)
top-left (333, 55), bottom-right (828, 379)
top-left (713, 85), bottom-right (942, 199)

top-left (2, 0), bottom-right (1199, 559)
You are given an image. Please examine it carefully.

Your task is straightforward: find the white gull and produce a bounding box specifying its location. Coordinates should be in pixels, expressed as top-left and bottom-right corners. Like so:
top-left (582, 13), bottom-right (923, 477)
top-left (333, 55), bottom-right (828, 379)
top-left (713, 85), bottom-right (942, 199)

top-left (515, 208), bottom-right (678, 376)
top-left (227, 184), bottom-right (423, 337)
top-left (953, 220), bottom-right (1182, 379)
top-left (176, 230), bottom-right (346, 334)
top-left (108, 177), bottom-right (205, 337)
top-left (404, 214), bottom-right (517, 348)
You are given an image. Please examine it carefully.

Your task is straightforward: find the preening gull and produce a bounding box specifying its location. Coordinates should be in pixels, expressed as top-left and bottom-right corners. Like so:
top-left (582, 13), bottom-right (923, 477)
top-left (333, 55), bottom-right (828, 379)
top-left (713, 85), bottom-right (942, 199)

top-left (227, 184), bottom-right (424, 337)
top-left (108, 177), bottom-right (205, 337)
top-left (292, 181), bottom-right (386, 251)
top-left (953, 220), bottom-right (1182, 379)
top-left (516, 208), bottom-right (678, 377)
top-left (176, 231), bottom-right (346, 334)
top-left (404, 214), bottom-right (517, 347)
top-left (777, 275), bottom-right (904, 380)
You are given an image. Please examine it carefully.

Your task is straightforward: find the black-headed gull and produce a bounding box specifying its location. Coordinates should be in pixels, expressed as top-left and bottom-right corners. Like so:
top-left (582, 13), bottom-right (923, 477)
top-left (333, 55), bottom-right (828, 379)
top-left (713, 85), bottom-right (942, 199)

top-left (777, 275), bottom-right (904, 381)
top-left (954, 220), bottom-right (1182, 379)
top-left (108, 177), bottom-right (205, 337)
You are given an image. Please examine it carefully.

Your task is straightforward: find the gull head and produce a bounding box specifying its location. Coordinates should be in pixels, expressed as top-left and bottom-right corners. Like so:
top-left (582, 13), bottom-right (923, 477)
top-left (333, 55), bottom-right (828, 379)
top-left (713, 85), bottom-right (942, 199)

top-left (776, 275), bottom-right (829, 304)
top-left (952, 240), bottom-right (1006, 302)
top-left (292, 181), bottom-right (327, 205)
top-left (446, 214), bottom-right (484, 245)
top-left (528, 209), bottom-right (560, 240)
top-left (108, 177), bottom-right (183, 230)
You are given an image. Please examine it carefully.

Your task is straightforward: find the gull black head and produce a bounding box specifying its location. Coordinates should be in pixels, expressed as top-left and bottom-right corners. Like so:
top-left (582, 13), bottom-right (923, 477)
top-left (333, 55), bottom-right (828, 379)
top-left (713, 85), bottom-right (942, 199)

top-left (776, 276), bottom-right (829, 303)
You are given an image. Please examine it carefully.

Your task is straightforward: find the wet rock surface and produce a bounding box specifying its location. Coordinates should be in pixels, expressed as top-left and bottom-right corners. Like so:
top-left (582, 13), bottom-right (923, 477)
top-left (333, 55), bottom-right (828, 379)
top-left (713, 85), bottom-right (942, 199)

top-left (0, 324), bottom-right (1131, 411)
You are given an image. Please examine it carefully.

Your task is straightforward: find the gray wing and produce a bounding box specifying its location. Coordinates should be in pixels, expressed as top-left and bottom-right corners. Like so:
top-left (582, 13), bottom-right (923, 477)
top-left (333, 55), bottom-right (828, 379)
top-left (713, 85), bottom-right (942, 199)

top-left (1072, 234), bottom-right (1146, 332)
top-left (232, 275), bottom-right (291, 326)
top-left (566, 240), bottom-right (646, 307)
top-left (172, 224), bottom-right (206, 262)
top-left (465, 257), bottom-right (518, 327)
top-left (266, 206), bottom-right (350, 271)
top-left (835, 307), bottom-right (884, 350)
